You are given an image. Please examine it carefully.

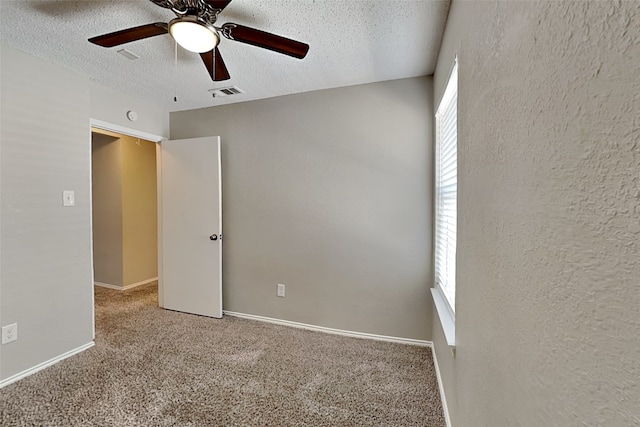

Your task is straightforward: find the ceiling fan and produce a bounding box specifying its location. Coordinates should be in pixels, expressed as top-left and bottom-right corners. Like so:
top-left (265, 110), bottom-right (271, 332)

top-left (88, 0), bottom-right (309, 81)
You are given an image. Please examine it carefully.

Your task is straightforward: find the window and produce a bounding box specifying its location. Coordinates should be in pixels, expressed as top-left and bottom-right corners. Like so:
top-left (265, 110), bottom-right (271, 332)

top-left (434, 59), bottom-right (458, 316)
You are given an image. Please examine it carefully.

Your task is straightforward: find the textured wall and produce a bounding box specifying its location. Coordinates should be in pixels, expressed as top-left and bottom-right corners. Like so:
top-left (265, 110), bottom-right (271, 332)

top-left (171, 77), bottom-right (434, 340)
top-left (90, 83), bottom-right (169, 139)
top-left (432, 1), bottom-right (640, 425)
top-left (0, 45), bottom-right (94, 381)
top-left (0, 44), bottom-right (169, 384)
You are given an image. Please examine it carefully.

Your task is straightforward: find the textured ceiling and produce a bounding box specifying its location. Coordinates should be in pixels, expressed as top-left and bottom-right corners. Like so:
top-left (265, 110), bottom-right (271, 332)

top-left (0, 0), bottom-right (450, 112)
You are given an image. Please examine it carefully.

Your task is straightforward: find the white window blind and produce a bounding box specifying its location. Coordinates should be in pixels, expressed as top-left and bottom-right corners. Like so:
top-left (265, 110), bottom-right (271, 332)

top-left (435, 60), bottom-right (458, 312)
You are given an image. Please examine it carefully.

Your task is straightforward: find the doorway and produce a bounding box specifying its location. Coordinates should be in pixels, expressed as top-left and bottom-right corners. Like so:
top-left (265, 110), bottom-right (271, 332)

top-left (91, 127), bottom-right (158, 291)
top-left (90, 119), bottom-right (162, 306)
top-left (89, 120), bottom-right (223, 328)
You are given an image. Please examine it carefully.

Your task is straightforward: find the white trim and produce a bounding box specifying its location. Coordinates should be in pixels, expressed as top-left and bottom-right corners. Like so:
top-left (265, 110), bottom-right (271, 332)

top-left (223, 311), bottom-right (432, 347)
top-left (430, 345), bottom-right (452, 427)
top-left (94, 282), bottom-right (122, 290)
top-left (156, 143), bottom-right (164, 307)
top-left (88, 122), bottom-right (96, 340)
top-left (94, 277), bottom-right (158, 291)
top-left (0, 342), bottom-right (94, 389)
top-left (216, 137), bottom-right (223, 317)
top-left (90, 119), bottom-right (165, 143)
top-left (435, 55), bottom-right (458, 113)
top-left (431, 288), bottom-right (456, 348)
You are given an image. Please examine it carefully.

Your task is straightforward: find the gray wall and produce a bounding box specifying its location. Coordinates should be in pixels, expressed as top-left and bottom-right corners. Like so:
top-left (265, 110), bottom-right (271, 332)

top-left (171, 77), bottom-right (434, 340)
top-left (0, 45), bottom-right (94, 380)
top-left (90, 83), bottom-right (169, 139)
top-left (121, 135), bottom-right (158, 286)
top-left (92, 133), bottom-right (124, 286)
top-left (0, 43), bottom-right (169, 384)
top-left (432, 1), bottom-right (640, 425)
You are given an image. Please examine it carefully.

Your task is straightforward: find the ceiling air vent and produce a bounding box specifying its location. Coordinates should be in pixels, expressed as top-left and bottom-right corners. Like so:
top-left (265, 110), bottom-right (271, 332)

top-left (117, 48), bottom-right (140, 60)
top-left (209, 86), bottom-right (244, 98)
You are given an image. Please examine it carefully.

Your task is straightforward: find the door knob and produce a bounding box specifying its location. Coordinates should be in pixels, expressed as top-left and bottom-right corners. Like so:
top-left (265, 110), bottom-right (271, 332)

top-left (209, 234), bottom-right (218, 241)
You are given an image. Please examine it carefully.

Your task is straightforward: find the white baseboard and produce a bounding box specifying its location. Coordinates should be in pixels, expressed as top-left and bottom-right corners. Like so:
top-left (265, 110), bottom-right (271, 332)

top-left (223, 310), bottom-right (432, 347)
top-left (431, 346), bottom-right (452, 427)
top-left (95, 277), bottom-right (158, 291)
top-left (94, 282), bottom-right (123, 290)
top-left (0, 341), bottom-right (94, 389)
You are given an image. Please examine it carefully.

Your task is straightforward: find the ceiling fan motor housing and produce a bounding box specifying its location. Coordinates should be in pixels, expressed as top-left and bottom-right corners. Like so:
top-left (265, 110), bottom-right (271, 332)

top-left (169, 15), bottom-right (220, 53)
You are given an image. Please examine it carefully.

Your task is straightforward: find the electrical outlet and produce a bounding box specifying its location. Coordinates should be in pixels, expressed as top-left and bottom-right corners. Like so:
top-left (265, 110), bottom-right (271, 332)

top-left (2, 323), bottom-right (18, 344)
top-left (277, 284), bottom-right (285, 298)
top-left (62, 190), bottom-right (75, 206)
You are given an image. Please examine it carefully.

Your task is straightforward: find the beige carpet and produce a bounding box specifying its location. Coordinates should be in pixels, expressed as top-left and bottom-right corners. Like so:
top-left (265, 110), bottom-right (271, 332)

top-left (1, 284), bottom-right (445, 426)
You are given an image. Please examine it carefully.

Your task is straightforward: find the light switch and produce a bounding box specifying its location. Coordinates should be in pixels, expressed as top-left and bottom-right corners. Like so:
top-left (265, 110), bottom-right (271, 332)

top-left (63, 190), bottom-right (75, 207)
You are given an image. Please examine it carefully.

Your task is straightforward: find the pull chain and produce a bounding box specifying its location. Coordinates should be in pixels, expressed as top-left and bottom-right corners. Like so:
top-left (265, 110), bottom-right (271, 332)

top-left (211, 48), bottom-right (217, 97)
top-left (211, 47), bottom-right (216, 91)
top-left (174, 41), bottom-right (178, 102)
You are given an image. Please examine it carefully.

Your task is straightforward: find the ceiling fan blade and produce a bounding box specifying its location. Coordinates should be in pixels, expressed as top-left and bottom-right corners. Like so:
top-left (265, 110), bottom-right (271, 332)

top-left (200, 48), bottom-right (231, 81)
top-left (204, 0), bottom-right (233, 11)
top-left (88, 23), bottom-right (168, 48)
top-left (221, 23), bottom-right (309, 59)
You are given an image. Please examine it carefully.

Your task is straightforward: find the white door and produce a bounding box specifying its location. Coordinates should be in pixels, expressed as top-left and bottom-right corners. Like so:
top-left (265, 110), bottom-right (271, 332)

top-left (160, 136), bottom-right (222, 318)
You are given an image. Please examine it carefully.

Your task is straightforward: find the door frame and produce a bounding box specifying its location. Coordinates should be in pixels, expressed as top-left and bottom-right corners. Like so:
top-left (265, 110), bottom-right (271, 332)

top-left (89, 119), bottom-right (166, 321)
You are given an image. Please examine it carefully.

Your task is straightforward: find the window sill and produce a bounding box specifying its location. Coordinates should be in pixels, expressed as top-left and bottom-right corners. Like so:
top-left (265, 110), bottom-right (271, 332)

top-left (431, 288), bottom-right (456, 349)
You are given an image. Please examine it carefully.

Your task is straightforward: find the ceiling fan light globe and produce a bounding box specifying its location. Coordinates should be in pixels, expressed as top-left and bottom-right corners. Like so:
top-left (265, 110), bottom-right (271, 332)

top-left (169, 18), bottom-right (219, 53)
